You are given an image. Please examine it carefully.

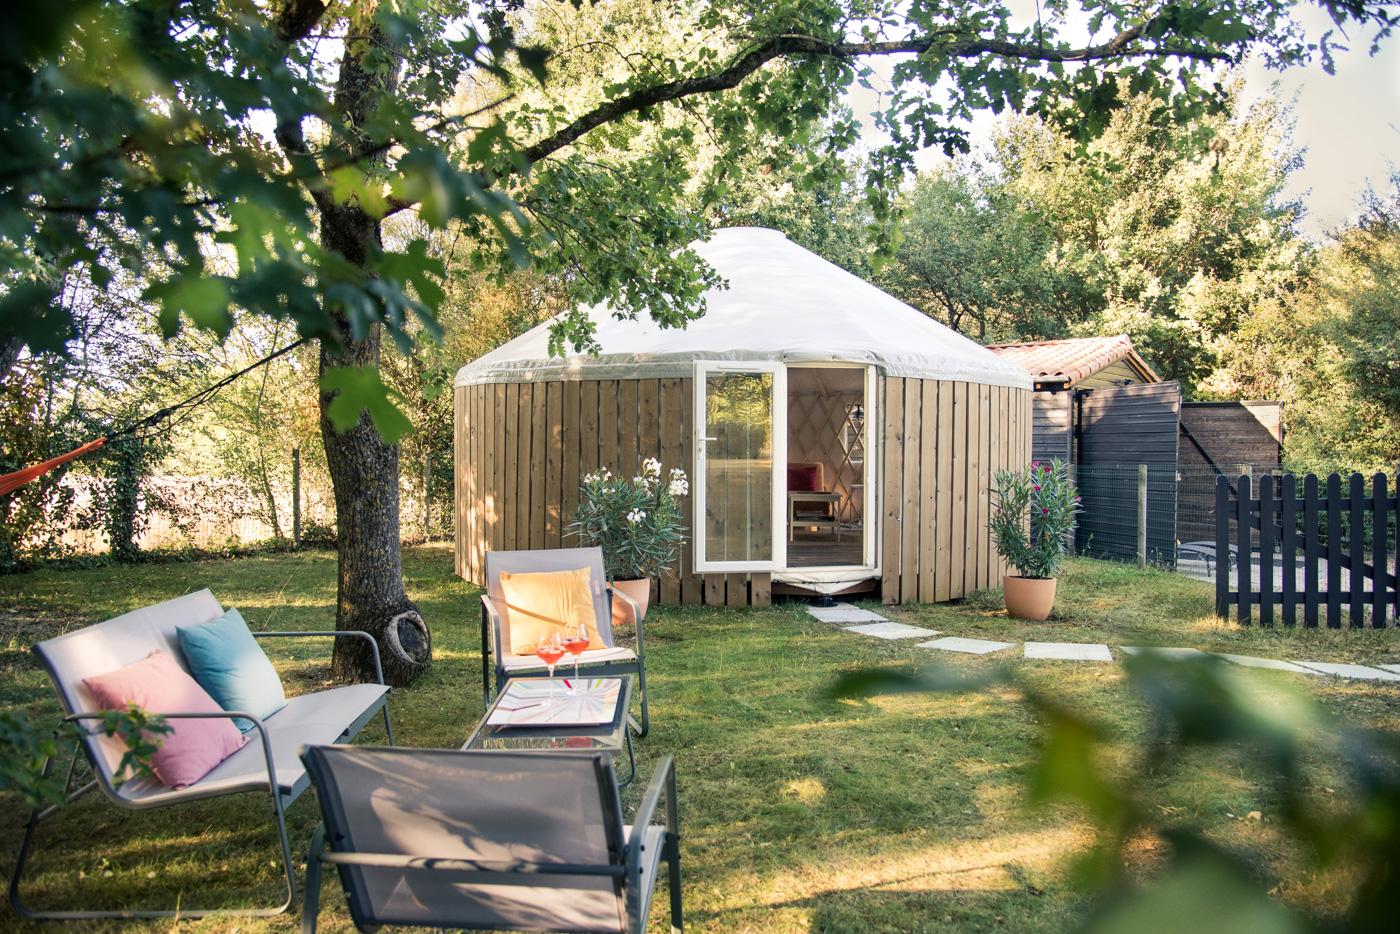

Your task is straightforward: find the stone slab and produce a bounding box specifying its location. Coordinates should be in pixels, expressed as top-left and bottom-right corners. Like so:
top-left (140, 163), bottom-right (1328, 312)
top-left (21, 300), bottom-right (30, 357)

top-left (1118, 646), bottom-right (1208, 659)
top-left (1375, 664), bottom-right (1400, 675)
top-left (842, 622), bottom-right (941, 640)
top-left (1214, 654), bottom-right (1312, 673)
top-left (1291, 661), bottom-right (1400, 681)
top-left (917, 637), bottom-right (1016, 655)
top-left (1024, 642), bottom-right (1113, 661)
top-left (808, 605), bottom-right (889, 624)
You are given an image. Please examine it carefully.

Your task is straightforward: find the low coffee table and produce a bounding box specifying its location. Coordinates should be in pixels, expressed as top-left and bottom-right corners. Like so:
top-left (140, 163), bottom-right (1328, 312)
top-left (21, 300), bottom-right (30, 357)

top-left (462, 676), bottom-right (636, 784)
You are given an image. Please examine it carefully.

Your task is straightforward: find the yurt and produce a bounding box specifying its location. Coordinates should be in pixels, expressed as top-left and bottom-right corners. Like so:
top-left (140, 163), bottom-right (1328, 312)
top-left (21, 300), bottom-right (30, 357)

top-left (453, 227), bottom-right (1033, 606)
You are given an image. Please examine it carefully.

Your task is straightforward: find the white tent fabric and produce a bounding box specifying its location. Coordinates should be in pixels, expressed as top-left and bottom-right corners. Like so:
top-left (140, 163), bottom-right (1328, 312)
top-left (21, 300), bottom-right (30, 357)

top-left (454, 227), bottom-right (1032, 390)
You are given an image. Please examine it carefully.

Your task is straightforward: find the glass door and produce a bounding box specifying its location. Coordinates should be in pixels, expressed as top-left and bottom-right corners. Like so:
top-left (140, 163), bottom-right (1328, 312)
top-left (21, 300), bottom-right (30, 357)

top-left (693, 362), bottom-right (786, 572)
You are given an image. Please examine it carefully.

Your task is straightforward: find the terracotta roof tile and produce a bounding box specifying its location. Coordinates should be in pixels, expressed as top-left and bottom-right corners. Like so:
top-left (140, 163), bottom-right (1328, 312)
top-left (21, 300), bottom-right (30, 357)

top-left (984, 335), bottom-right (1158, 386)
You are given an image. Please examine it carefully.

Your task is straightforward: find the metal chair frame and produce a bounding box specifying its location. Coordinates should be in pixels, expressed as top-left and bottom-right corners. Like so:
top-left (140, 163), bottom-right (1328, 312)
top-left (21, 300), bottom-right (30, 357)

top-left (9, 629), bottom-right (393, 921)
top-left (300, 748), bottom-right (681, 934)
top-left (480, 547), bottom-right (650, 737)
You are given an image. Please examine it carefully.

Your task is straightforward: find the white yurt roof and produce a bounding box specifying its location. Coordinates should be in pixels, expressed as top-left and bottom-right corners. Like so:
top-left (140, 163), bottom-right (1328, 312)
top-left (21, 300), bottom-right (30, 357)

top-left (454, 227), bottom-right (1032, 390)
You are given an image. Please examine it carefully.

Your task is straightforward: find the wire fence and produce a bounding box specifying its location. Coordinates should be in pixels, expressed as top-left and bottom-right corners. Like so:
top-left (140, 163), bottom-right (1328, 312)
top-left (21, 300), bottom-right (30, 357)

top-left (1071, 464), bottom-right (1287, 584)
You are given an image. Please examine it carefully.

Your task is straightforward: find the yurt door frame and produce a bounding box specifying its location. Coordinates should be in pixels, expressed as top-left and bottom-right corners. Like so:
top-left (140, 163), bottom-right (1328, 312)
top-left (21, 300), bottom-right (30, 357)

top-left (693, 362), bottom-right (788, 572)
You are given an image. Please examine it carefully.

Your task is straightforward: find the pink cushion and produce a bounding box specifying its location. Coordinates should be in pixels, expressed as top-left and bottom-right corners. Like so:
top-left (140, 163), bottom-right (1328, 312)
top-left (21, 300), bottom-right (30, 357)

top-left (788, 465), bottom-right (822, 492)
top-left (82, 650), bottom-right (248, 789)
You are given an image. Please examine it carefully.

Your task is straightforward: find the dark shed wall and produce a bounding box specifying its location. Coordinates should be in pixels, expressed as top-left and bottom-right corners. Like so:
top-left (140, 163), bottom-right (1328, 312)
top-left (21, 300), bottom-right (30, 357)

top-left (1074, 381), bottom-right (1181, 564)
top-left (1031, 392), bottom-right (1072, 464)
top-left (1077, 381), bottom-right (1182, 466)
top-left (1179, 401), bottom-right (1282, 471)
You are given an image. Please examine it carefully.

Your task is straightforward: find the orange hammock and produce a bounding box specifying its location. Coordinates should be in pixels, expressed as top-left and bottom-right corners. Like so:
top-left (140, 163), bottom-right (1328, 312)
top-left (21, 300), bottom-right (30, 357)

top-left (0, 438), bottom-right (107, 498)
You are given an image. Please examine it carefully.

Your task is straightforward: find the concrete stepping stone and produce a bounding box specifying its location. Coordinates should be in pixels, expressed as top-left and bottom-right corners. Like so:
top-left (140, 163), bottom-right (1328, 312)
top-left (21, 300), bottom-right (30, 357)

top-left (808, 604), bottom-right (888, 624)
top-left (917, 636), bottom-right (1015, 655)
top-left (1376, 664), bottom-right (1400, 675)
top-left (842, 622), bottom-right (942, 640)
top-left (1291, 661), bottom-right (1400, 681)
top-left (1119, 646), bottom-right (1208, 659)
top-left (1024, 642), bottom-right (1113, 661)
top-left (1213, 654), bottom-right (1312, 673)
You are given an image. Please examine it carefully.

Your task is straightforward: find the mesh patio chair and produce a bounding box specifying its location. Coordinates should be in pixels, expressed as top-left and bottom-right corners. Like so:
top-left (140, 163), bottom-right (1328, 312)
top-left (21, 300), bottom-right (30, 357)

top-left (299, 745), bottom-right (681, 934)
top-left (482, 547), bottom-right (651, 737)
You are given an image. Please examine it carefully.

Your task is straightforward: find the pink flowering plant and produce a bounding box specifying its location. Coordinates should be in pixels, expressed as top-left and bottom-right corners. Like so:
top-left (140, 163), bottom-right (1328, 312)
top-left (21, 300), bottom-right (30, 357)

top-left (567, 459), bottom-right (689, 581)
top-left (988, 458), bottom-right (1080, 579)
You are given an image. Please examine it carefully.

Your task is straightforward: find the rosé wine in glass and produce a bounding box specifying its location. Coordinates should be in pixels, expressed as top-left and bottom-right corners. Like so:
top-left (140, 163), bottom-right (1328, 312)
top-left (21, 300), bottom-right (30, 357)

top-left (561, 622), bottom-right (589, 683)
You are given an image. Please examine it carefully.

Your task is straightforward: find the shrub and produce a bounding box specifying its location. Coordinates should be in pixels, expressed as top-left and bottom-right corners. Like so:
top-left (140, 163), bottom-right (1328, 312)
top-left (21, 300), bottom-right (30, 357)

top-left (989, 458), bottom-right (1080, 579)
top-left (567, 459), bottom-right (688, 581)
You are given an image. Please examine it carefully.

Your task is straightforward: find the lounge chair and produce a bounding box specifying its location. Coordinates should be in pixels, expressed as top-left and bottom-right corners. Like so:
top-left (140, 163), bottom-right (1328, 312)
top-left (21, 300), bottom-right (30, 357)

top-left (10, 589), bottom-right (393, 920)
top-left (481, 547), bottom-right (651, 737)
top-left (299, 745), bottom-right (681, 934)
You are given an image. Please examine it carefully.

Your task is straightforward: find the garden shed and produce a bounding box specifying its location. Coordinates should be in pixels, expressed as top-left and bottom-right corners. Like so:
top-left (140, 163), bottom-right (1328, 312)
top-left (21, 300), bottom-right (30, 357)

top-left (453, 227), bottom-right (1033, 606)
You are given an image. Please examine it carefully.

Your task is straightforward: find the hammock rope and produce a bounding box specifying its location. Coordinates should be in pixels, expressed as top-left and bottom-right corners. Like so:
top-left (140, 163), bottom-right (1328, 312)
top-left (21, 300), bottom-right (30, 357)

top-left (0, 337), bottom-right (309, 498)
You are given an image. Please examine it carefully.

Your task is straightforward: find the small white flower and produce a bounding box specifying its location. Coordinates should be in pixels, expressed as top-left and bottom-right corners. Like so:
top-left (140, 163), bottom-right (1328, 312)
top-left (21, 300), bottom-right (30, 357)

top-left (633, 476), bottom-right (644, 484)
top-left (643, 457), bottom-right (662, 476)
top-left (669, 479), bottom-right (689, 497)
top-left (670, 467), bottom-right (687, 480)
top-left (626, 508), bottom-right (647, 524)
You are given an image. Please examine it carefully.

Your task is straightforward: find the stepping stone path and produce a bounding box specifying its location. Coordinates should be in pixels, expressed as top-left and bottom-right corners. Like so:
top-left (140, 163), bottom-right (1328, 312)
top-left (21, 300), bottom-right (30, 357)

top-left (917, 636), bottom-right (1015, 655)
top-left (807, 605), bottom-right (889, 624)
top-left (803, 603), bottom-right (1398, 683)
top-left (1119, 646), bottom-right (1208, 659)
top-left (1025, 642), bottom-right (1113, 662)
top-left (843, 622), bottom-right (942, 640)
top-left (1213, 654), bottom-right (1312, 673)
top-left (1291, 662), bottom-right (1400, 681)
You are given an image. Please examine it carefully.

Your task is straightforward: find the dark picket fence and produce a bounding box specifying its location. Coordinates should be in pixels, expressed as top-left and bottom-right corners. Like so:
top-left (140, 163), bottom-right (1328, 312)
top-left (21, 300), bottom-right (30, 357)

top-left (1215, 472), bottom-right (1400, 626)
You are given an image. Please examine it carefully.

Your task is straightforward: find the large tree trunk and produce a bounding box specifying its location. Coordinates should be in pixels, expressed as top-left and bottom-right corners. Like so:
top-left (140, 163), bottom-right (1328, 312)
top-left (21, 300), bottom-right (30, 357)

top-left (319, 325), bottom-right (431, 687)
top-left (318, 21), bottom-right (431, 687)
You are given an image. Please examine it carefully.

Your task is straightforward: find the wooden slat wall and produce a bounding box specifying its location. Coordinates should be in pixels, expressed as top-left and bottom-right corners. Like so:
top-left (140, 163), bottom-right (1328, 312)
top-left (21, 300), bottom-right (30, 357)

top-left (877, 379), bottom-right (1034, 603)
top-left (458, 376), bottom-right (1032, 606)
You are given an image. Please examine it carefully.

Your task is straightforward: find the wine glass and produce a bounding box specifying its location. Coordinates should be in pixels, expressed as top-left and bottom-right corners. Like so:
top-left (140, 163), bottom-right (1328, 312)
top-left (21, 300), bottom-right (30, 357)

top-left (535, 632), bottom-right (565, 702)
top-left (561, 621), bottom-right (590, 686)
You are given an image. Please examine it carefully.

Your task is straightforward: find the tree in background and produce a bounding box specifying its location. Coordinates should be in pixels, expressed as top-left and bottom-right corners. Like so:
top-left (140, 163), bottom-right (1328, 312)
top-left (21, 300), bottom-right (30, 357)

top-left (983, 79), bottom-right (1311, 392)
top-left (1218, 179), bottom-right (1400, 474)
top-left (877, 163), bottom-right (1100, 342)
top-left (4, 1), bottom-right (1396, 684)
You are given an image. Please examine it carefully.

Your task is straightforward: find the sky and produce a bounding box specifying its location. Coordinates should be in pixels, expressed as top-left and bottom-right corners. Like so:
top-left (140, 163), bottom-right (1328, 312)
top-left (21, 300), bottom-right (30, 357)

top-left (846, 4), bottom-right (1400, 242)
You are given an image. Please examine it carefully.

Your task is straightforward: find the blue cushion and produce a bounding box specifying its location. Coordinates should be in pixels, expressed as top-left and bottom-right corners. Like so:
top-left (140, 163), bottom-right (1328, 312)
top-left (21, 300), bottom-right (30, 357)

top-left (177, 607), bottom-right (286, 733)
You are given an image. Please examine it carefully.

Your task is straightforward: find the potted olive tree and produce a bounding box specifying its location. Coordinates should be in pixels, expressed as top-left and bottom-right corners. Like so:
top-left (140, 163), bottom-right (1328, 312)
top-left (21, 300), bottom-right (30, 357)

top-left (989, 459), bottom-right (1080, 621)
top-left (567, 459), bottom-right (688, 624)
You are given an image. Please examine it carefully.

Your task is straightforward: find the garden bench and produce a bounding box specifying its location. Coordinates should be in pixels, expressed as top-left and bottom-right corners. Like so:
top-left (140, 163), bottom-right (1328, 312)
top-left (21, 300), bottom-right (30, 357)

top-left (10, 588), bottom-right (394, 921)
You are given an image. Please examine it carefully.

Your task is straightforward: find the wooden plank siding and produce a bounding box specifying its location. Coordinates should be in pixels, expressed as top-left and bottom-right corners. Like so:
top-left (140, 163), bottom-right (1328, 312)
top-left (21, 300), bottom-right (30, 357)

top-left (530, 383), bottom-right (548, 550)
top-left (457, 375), bottom-right (1032, 605)
top-left (881, 376), bottom-right (904, 603)
top-left (679, 378), bottom-right (702, 604)
top-left (918, 380), bottom-right (939, 603)
top-left (658, 378), bottom-right (683, 606)
top-left (900, 379), bottom-right (922, 603)
top-left (561, 380), bottom-right (581, 550)
top-left (934, 383), bottom-right (955, 602)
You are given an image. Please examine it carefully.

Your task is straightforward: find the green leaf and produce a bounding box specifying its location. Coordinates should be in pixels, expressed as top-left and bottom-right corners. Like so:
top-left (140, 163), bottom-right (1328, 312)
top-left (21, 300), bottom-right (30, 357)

top-left (1080, 837), bottom-right (1308, 934)
top-left (318, 365), bottom-right (415, 443)
top-left (142, 276), bottom-right (233, 339)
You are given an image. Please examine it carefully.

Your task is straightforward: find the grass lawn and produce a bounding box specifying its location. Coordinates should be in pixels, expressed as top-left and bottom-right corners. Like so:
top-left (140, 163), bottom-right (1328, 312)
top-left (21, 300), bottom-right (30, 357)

top-left (2, 546), bottom-right (1398, 932)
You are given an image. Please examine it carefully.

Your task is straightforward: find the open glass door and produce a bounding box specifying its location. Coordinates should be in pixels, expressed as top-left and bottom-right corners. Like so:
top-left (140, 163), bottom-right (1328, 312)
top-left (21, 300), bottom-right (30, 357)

top-left (694, 362), bottom-right (786, 572)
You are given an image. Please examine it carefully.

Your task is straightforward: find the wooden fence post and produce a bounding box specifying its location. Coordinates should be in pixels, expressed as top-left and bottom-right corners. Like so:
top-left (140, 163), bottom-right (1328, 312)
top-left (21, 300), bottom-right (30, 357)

top-left (424, 447), bottom-right (432, 541)
top-left (292, 447), bottom-right (301, 549)
top-left (1237, 472), bottom-right (1252, 625)
top-left (1137, 464), bottom-right (1147, 569)
top-left (1214, 475), bottom-right (1229, 619)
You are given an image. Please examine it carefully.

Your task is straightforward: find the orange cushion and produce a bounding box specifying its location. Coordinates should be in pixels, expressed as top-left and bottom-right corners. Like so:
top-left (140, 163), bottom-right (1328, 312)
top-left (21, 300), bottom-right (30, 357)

top-left (499, 568), bottom-right (605, 656)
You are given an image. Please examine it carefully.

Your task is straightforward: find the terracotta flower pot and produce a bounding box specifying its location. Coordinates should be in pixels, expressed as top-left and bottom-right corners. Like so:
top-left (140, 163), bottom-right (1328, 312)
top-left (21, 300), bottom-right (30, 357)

top-left (1002, 575), bottom-right (1057, 621)
top-left (610, 578), bottom-right (651, 627)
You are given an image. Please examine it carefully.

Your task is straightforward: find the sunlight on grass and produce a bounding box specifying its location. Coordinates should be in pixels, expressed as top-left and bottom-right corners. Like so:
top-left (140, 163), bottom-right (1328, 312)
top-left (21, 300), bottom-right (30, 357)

top-left (1, 548), bottom-right (1397, 931)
